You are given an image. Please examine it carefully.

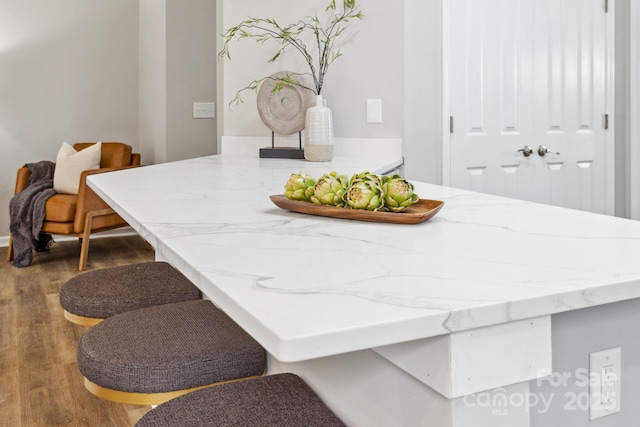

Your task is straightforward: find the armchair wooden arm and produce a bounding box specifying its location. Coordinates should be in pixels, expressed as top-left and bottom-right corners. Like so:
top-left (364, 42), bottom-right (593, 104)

top-left (74, 168), bottom-right (125, 234)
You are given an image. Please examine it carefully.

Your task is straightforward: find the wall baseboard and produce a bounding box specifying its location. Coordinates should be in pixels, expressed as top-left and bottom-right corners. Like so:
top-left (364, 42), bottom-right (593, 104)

top-left (0, 228), bottom-right (138, 248)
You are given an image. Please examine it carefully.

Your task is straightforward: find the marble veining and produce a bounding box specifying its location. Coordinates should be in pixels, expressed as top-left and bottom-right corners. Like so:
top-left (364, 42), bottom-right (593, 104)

top-left (88, 154), bottom-right (640, 362)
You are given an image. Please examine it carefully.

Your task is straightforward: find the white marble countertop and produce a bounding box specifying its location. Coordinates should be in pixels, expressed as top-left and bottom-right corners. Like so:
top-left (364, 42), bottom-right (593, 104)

top-left (88, 154), bottom-right (640, 363)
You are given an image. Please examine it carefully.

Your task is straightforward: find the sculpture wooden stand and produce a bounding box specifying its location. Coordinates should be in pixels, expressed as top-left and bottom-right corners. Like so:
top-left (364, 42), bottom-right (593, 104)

top-left (259, 131), bottom-right (304, 159)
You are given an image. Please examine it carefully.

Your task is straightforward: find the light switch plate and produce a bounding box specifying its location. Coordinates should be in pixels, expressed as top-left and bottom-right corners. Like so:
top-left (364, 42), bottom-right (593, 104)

top-left (590, 347), bottom-right (621, 420)
top-left (193, 102), bottom-right (215, 119)
top-left (367, 99), bottom-right (382, 123)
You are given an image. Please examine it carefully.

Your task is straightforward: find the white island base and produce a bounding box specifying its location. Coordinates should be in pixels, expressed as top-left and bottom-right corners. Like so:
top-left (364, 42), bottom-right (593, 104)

top-left (269, 317), bottom-right (548, 427)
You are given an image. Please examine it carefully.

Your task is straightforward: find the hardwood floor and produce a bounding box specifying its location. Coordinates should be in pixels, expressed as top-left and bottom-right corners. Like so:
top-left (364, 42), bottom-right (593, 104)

top-left (0, 235), bottom-right (154, 427)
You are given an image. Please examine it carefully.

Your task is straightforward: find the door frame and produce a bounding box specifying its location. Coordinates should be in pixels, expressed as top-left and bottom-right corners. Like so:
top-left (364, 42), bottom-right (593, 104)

top-left (441, 0), bottom-right (616, 216)
top-left (630, 1), bottom-right (640, 219)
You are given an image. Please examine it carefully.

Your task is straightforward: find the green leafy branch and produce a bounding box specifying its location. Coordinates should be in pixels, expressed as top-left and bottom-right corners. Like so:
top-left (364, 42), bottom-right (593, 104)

top-left (219, 0), bottom-right (363, 109)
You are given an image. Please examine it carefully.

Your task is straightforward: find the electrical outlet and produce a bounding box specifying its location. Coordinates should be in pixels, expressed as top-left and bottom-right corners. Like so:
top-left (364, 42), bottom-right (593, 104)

top-left (590, 347), bottom-right (621, 420)
top-left (193, 102), bottom-right (215, 119)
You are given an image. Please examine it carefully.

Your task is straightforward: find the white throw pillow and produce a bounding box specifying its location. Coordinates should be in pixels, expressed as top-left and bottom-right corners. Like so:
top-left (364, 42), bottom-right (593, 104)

top-left (53, 142), bottom-right (102, 194)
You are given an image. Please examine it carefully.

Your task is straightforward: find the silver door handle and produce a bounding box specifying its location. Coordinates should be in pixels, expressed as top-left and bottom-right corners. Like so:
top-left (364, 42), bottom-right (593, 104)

top-left (518, 146), bottom-right (533, 157)
top-left (537, 145), bottom-right (559, 156)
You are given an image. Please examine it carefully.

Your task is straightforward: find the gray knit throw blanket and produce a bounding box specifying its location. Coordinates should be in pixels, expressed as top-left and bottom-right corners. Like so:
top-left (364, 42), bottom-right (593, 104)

top-left (9, 161), bottom-right (57, 267)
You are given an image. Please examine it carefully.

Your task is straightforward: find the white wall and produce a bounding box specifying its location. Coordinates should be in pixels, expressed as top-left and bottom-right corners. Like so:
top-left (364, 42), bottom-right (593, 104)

top-left (139, 0), bottom-right (167, 165)
top-left (140, 0), bottom-right (218, 165)
top-left (166, 0), bottom-right (218, 161)
top-left (616, 0), bottom-right (631, 218)
top-left (404, 0), bottom-right (443, 184)
top-left (0, 0), bottom-right (139, 239)
top-left (1, 0), bottom-right (217, 243)
top-left (530, 298), bottom-right (640, 426)
top-left (219, 0), bottom-right (406, 149)
top-left (218, 0), bottom-right (444, 183)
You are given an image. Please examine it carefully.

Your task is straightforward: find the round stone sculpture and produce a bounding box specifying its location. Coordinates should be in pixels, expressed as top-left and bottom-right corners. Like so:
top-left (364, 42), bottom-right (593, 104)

top-left (256, 71), bottom-right (315, 135)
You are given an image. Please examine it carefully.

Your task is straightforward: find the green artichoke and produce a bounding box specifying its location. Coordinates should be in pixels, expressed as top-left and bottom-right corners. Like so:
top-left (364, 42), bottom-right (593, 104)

top-left (284, 172), bottom-right (316, 202)
top-left (310, 171), bottom-right (349, 207)
top-left (344, 171), bottom-right (385, 211)
top-left (381, 174), bottom-right (419, 212)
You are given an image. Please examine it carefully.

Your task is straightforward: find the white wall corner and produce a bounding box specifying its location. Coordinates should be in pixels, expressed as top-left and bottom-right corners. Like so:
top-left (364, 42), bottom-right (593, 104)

top-left (630, 0), bottom-right (640, 219)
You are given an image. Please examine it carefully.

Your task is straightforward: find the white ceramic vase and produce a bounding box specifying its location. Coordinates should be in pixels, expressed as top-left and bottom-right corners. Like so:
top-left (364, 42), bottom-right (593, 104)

top-left (304, 94), bottom-right (333, 162)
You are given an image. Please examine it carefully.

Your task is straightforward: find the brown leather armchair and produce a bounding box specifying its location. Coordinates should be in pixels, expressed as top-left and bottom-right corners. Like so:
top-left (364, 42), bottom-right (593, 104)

top-left (7, 142), bottom-right (141, 271)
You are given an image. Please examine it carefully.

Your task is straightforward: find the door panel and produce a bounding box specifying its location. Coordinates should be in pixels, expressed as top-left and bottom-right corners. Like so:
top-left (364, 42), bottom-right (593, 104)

top-left (450, 0), bottom-right (608, 214)
top-left (450, 0), bottom-right (535, 197)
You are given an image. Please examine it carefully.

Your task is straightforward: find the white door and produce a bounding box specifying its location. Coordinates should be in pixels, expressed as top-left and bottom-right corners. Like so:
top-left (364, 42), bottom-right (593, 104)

top-left (448, 0), bottom-right (612, 214)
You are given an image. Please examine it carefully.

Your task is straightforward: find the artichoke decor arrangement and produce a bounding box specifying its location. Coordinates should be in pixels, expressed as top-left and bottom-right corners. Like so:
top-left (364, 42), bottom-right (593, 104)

top-left (310, 171), bottom-right (349, 207)
top-left (283, 172), bottom-right (317, 202)
top-left (219, 0), bottom-right (364, 108)
top-left (284, 171), bottom-right (420, 213)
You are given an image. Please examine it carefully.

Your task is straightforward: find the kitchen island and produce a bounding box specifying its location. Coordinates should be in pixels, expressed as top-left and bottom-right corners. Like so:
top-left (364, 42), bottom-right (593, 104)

top-left (88, 149), bottom-right (640, 426)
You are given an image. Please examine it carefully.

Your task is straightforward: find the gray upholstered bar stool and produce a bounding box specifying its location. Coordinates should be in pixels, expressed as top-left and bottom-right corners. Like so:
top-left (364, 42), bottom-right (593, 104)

top-left (59, 261), bottom-right (202, 326)
top-left (134, 373), bottom-right (346, 427)
top-left (77, 299), bottom-right (267, 406)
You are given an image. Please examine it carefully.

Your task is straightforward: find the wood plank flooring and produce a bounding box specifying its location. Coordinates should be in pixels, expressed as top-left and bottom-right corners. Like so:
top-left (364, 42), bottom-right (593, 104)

top-left (0, 236), bottom-right (154, 427)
